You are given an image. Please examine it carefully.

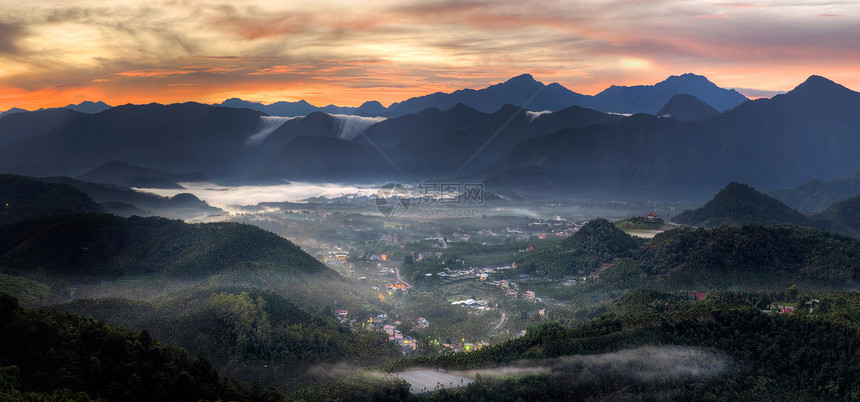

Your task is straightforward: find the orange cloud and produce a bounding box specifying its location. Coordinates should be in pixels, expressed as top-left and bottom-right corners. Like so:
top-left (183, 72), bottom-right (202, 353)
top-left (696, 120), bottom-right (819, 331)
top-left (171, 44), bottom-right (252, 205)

top-left (1, 0), bottom-right (859, 112)
top-left (115, 69), bottom-right (198, 78)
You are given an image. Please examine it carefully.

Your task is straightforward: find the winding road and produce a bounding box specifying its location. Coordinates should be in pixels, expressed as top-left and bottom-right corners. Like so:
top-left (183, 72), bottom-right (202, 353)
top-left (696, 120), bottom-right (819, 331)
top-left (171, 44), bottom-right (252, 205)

top-left (493, 311), bottom-right (507, 331)
top-left (394, 266), bottom-right (413, 289)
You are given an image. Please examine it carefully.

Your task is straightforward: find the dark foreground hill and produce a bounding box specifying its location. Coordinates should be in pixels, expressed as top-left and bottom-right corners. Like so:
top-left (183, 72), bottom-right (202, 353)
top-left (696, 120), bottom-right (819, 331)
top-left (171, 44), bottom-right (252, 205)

top-left (0, 213), bottom-right (331, 278)
top-left (0, 174), bottom-right (103, 225)
top-left (61, 288), bottom-right (398, 392)
top-left (0, 294), bottom-right (282, 401)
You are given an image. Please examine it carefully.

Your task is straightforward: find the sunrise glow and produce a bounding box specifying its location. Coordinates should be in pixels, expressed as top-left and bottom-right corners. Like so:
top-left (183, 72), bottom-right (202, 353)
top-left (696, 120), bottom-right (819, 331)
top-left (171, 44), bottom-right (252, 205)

top-left (1, 0), bottom-right (859, 110)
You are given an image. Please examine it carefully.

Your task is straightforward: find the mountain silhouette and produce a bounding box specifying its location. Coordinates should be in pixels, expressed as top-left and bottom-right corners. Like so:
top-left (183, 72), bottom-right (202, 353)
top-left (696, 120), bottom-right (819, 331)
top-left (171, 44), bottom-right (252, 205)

top-left (0, 108), bottom-right (88, 148)
top-left (0, 102), bottom-right (264, 179)
top-left (657, 94), bottom-right (719, 121)
top-left (65, 101), bottom-right (112, 114)
top-left (484, 75), bottom-right (860, 198)
top-left (590, 73), bottom-right (748, 114)
top-left (78, 161), bottom-right (208, 189)
top-left (386, 74), bottom-right (588, 116)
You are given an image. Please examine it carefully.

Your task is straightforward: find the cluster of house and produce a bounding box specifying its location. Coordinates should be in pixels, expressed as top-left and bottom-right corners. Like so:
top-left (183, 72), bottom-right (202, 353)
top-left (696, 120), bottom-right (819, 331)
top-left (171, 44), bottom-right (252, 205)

top-left (435, 269), bottom-right (474, 283)
top-left (438, 340), bottom-right (490, 353)
top-left (488, 279), bottom-right (520, 298)
top-left (528, 219), bottom-right (584, 237)
top-left (687, 291), bottom-right (707, 301)
top-left (335, 310), bottom-right (357, 327)
top-left (451, 298), bottom-right (490, 310)
top-left (356, 312), bottom-right (420, 355)
top-left (380, 232), bottom-right (404, 244)
top-left (320, 249), bottom-right (350, 265)
top-left (434, 265), bottom-right (515, 283)
top-left (764, 299), bottom-right (819, 315)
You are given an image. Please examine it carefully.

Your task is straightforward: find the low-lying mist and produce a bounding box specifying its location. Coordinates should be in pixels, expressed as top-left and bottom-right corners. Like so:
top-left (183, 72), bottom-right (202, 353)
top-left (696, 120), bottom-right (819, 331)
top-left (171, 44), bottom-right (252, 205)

top-left (451, 345), bottom-right (731, 383)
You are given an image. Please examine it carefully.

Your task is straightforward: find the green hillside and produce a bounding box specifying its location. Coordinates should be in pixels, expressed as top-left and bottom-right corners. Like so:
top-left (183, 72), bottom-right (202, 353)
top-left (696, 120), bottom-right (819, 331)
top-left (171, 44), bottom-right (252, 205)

top-left (0, 213), bottom-right (331, 278)
top-left (344, 290), bottom-right (860, 401)
top-left (673, 182), bottom-right (813, 227)
top-left (814, 194), bottom-right (860, 237)
top-left (0, 294), bottom-right (282, 401)
top-left (61, 289), bottom-right (398, 392)
top-left (518, 218), bottom-right (644, 277)
top-left (639, 225), bottom-right (860, 289)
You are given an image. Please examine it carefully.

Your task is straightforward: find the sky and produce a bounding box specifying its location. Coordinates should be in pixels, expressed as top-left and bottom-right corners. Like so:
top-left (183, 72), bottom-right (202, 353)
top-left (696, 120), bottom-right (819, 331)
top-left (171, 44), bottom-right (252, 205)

top-left (1, 0), bottom-right (859, 111)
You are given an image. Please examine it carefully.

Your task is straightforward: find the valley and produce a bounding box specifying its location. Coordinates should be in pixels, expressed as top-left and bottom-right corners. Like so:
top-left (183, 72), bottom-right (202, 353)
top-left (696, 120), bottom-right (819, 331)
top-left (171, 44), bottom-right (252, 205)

top-left (2, 71), bottom-right (860, 401)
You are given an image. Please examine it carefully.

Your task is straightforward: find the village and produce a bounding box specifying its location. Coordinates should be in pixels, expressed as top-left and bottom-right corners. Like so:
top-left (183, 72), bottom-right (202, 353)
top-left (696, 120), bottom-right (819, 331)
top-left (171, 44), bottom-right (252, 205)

top-left (274, 208), bottom-right (678, 356)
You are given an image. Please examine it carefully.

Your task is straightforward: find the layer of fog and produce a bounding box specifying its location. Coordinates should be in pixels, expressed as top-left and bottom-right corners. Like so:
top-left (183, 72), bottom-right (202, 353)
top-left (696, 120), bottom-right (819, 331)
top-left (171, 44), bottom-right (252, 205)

top-left (136, 182), bottom-right (378, 211)
top-left (330, 114), bottom-right (386, 140)
top-left (246, 116), bottom-right (298, 145)
top-left (450, 345), bottom-right (731, 383)
top-left (525, 110), bottom-right (552, 121)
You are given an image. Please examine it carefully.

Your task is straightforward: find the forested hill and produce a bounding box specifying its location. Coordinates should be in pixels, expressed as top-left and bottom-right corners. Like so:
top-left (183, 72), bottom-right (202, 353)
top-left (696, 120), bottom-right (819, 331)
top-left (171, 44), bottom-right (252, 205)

top-left (0, 294), bottom-right (282, 401)
top-left (61, 289), bottom-right (399, 391)
top-left (516, 218), bottom-right (860, 290)
top-left (349, 290), bottom-right (860, 401)
top-left (639, 225), bottom-right (860, 289)
top-left (518, 218), bottom-right (644, 277)
top-left (0, 174), bottom-right (103, 225)
top-left (673, 182), bottom-right (813, 227)
top-left (814, 194), bottom-right (860, 238)
top-left (0, 213), bottom-right (332, 278)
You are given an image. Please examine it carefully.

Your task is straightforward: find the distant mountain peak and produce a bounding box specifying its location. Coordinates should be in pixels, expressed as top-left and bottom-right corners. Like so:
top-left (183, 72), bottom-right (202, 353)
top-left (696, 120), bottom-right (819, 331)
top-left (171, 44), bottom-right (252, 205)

top-left (803, 75), bottom-right (837, 85)
top-left (65, 100), bottom-right (112, 114)
top-left (675, 72), bottom-right (709, 80)
top-left (353, 100), bottom-right (387, 116)
top-left (790, 75), bottom-right (850, 94)
top-left (506, 73), bottom-right (538, 83)
top-left (662, 73), bottom-right (719, 88)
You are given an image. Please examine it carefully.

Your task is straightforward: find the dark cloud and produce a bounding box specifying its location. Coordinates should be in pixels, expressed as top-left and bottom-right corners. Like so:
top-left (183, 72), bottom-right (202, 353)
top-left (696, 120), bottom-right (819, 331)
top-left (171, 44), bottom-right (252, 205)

top-left (0, 22), bottom-right (25, 54)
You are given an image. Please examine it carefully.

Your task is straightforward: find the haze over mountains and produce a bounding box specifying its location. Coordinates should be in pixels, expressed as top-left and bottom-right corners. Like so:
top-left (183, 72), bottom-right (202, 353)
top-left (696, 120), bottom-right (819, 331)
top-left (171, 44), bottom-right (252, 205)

top-left (0, 73), bottom-right (858, 201)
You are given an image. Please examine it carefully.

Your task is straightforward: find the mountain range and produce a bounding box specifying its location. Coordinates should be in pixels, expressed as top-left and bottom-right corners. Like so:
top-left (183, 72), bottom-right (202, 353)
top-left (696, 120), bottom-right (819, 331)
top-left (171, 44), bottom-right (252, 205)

top-left (1, 74), bottom-right (858, 201)
top-left (210, 73), bottom-right (748, 117)
top-left (482, 75), bottom-right (860, 198)
top-left (0, 101), bottom-right (111, 119)
top-left (0, 73), bottom-right (749, 121)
